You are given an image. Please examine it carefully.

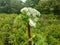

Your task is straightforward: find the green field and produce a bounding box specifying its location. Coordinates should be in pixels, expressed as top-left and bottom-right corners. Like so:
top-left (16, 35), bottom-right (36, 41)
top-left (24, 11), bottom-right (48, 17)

top-left (0, 14), bottom-right (60, 45)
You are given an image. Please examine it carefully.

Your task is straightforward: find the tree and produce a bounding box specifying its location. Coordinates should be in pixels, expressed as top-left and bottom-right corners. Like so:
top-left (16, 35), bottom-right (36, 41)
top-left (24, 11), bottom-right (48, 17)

top-left (0, 0), bottom-right (23, 13)
top-left (34, 0), bottom-right (60, 14)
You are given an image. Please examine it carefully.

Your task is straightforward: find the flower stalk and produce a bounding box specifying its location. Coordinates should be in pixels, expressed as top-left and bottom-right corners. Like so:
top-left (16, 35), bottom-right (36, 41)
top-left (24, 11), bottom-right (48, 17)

top-left (28, 22), bottom-right (32, 45)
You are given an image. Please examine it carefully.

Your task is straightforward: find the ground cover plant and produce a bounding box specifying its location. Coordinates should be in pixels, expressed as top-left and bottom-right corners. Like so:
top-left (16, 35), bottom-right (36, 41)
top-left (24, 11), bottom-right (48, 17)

top-left (0, 13), bottom-right (60, 45)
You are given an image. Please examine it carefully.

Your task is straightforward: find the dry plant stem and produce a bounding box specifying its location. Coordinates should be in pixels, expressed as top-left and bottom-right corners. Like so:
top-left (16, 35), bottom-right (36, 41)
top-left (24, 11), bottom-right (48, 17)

top-left (28, 22), bottom-right (32, 45)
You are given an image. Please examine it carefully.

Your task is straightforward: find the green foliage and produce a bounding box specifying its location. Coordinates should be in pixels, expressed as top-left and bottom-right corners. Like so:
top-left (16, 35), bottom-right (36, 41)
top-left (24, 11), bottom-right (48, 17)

top-left (35, 0), bottom-right (60, 14)
top-left (0, 0), bottom-right (60, 14)
top-left (0, 0), bottom-right (23, 13)
top-left (0, 14), bottom-right (60, 45)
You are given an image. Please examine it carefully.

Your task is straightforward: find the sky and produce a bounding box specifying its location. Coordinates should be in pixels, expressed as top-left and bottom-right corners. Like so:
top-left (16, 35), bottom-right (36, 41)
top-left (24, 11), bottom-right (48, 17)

top-left (21, 0), bottom-right (27, 3)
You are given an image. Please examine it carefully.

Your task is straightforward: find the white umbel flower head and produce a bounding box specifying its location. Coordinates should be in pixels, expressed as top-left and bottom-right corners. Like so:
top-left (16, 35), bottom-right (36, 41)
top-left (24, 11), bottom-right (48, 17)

top-left (21, 7), bottom-right (41, 17)
top-left (27, 12), bottom-right (31, 16)
top-left (20, 7), bottom-right (41, 27)
top-left (29, 18), bottom-right (36, 27)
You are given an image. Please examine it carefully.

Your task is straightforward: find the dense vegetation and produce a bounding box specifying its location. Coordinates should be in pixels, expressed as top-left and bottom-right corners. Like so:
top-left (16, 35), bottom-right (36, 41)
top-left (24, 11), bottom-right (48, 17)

top-left (0, 14), bottom-right (60, 45)
top-left (0, 0), bottom-right (60, 45)
top-left (0, 0), bottom-right (60, 14)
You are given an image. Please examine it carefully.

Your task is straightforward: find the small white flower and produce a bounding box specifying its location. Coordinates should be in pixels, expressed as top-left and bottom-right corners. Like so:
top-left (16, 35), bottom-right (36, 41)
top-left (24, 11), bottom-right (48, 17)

top-left (29, 18), bottom-right (36, 27)
top-left (32, 12), bottom-right (37, 17)
top-left (27, 12), bottom-right (31, 16)
top-left (36, 11), bottom-right (41, 16)
top-left (21, 0), bottom-right (26, 3)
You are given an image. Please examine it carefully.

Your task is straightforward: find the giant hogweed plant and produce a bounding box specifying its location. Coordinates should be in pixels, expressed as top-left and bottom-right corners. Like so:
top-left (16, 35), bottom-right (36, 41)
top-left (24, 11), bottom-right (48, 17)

top-left (14, 7), bottom-right (41, 45)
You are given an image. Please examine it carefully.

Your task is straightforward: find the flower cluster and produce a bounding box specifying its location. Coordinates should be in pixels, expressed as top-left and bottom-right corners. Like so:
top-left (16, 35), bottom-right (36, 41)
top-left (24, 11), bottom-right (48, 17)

top-left (21, 7), bottom-right (41, 27)
top-left (21, 7), bottom-right (40, 17)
